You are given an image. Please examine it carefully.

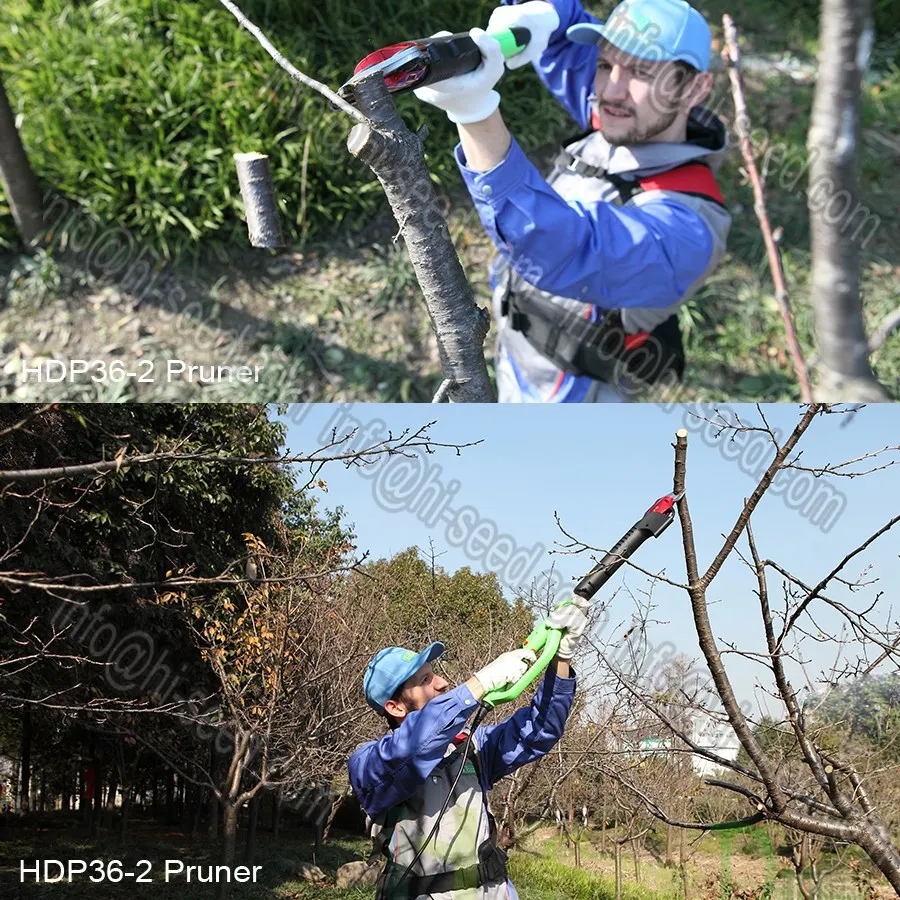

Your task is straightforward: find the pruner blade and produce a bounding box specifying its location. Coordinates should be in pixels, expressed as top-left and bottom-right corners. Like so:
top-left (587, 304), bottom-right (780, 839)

top-left (338, 45), bottom-right (425, 97)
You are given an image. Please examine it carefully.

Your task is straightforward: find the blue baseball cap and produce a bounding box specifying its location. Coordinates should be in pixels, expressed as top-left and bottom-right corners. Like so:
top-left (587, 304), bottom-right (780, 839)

top-left (363, 642), bottom-right (445, 714)
top-left (567, 0), bottom-right (712, 72)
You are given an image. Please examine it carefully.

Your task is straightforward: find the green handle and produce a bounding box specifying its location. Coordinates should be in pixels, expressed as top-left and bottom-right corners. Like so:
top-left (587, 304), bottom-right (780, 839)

top-left (482, 597), bottom-right (572, 707)
top-left (487, 26), bottom-right (531, 59)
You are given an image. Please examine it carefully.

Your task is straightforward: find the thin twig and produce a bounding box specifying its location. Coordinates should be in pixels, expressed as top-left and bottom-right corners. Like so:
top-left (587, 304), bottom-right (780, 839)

top-left (868, 304), bottom-right (900, 355)
top-left (216, 0), bottom-right (367, 126)
top-left (298, 132), bottom-right (312, 232)
top-left (721, 15), bottom-right (813, 402)
top-left (432, 378), bottom-right (455, 403)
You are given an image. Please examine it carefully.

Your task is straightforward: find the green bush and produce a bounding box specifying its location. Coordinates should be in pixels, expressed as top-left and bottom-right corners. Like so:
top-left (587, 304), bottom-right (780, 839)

top-left (0, 0), bottom-right (568, 259)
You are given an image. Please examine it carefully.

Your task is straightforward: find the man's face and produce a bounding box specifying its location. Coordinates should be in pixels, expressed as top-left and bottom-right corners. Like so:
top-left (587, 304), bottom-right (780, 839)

top-left (592, 42), bottom-right (704, 146)
top-left (384, 662), bottom-right (449, 722)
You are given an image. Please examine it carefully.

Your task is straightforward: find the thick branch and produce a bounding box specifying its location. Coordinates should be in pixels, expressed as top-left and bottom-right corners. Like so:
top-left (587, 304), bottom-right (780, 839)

top-left (673, 428), bottom-right (785, 809)
top-left (344, 74), bottom-right (494, 402)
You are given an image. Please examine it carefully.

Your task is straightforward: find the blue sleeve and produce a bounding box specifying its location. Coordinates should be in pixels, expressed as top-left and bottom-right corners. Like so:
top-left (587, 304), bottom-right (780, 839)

top-left (347, 684), bottom-right (480, 820)
top-left (475, 666), bottom-right (576, 789)
top-left (501, 0), bottom-right (599, 128)
top-left (455, 139), bottom-right (714, 309)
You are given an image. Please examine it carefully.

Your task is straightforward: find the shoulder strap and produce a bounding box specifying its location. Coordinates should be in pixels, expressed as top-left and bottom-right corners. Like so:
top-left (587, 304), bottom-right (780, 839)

top-left (638, 162), bottom-right (727, 209)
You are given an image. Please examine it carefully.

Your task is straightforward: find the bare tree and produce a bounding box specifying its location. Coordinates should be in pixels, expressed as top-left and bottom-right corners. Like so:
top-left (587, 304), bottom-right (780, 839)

top-left (808, 0), bottom-right (888, 400)
top-left (562, 406), bottom-right (900, 892)
top-left (0, 73), bottom-right (42, 247)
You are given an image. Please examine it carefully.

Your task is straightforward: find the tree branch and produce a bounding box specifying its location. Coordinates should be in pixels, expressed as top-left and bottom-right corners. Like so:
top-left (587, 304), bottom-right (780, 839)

top-left (721, 16), bottom-right (812, 402)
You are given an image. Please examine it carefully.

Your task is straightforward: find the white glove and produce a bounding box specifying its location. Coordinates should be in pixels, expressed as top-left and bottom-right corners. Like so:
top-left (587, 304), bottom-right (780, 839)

top-left (546, 597), bottom-right (590, 660)
top-left (413, 28), bottom-right (505, 124)
top-left (474, 648), bottom-right (537, 694)
top-left (487, 1), bottom-right (561, 70)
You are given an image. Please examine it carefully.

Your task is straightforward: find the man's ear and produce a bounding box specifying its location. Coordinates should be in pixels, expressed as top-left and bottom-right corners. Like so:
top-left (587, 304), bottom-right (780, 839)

top-left (683, 71), bottom-right (713, 110)
top-left (384, 698), bottom-right (407, 721)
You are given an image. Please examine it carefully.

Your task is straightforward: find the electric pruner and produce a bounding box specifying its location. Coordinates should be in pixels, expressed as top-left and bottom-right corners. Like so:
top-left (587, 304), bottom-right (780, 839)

top-left (340, 27), bottom-right (532, 97)
top-left (482, 493), bottom-right (680, 707)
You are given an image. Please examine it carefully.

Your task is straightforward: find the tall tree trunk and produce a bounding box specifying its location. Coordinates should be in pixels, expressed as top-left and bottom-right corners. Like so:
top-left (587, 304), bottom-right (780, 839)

top-left (614, 842), bottom-right (623, 900)
top-left (91, 767), bottom-right (103, 836)
top-left (216, 804), bottom-right (239, 900)
top-left (191, 786), bottom-right (204, 841)
top-left (808, 0), bottom-right (886, 400)
top-left (0, 74), bottom-right (42, 247)
top-left (632, 837), bottom-right (641, 882)
top-left (104, 768), bottom-right (119, 830)
top-left (272, 786), bottom-right (282, 840)
top-left (19, 707), bottom-right (31, 813)
top-left (600, 794), bottom-right (607, 854)
top-left (165, 768), bottom-right (174, 825)
top-left (666, 823), bottom-right (674, 867)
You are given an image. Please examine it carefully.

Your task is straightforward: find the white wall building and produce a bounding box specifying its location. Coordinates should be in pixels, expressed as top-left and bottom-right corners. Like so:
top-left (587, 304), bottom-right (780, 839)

top-left (690, 715), bottom-right (741, 776)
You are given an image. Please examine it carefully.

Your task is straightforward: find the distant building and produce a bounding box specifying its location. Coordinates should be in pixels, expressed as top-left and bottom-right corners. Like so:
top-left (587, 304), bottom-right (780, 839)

top-left (690, 715), bottom-right (741, 776)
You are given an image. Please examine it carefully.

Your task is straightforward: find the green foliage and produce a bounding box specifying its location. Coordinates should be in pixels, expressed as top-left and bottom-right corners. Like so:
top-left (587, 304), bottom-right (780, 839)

top-left (354, 547), bottom-right (534, 676)
top-left (0, 404), bottom-right (294, 582)
top-left (813, 674), bottom-right (900, 762)
top-left (0, 0), bottom-right (568, 259)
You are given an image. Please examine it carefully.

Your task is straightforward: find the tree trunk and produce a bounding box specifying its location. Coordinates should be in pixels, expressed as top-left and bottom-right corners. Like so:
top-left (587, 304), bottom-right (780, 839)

top-left (216, 804), bottom-right (239, 900)
top-left (104, 768), bottom-right (119, 830)
top-left (614, 842), bottom-right (623, 900)
top-left (574, 838), bottom-right (582, 868)
top-left (680, 826), bottom-right (689, 900)
top-left (632, 837), bottom-right (641, 882)
top-left (342, 75), bottom-right (494, 403)
top-left (91, 767), bottom-right (103, 836)
top-left (191, 787), bottom-right (204, 841)
top-left (165, 768), bottom-right (174, 825)
top-left (600, 795), bottom-right (607, 854)
top-left (19, 707), bottom-right (31, 813)
top-left (808, 0), bottom-right (886, 400)
top-left (272, 786), bottom-right (282, 840)
top-left (854, 822), bottom-right (900, 895)
top-left (0, 74), bottom-right (42, 247)
top-left (666, 823), bottom-right (674, 867)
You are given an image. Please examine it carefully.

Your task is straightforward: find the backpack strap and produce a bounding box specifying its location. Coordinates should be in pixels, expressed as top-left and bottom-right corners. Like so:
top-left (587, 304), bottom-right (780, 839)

top-left (638, 162), bottom-right (727, 209)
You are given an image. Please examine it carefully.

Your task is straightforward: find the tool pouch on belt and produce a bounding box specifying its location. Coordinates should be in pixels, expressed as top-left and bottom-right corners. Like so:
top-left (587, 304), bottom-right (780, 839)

top-left (503, 284), bottom-right (685, 387)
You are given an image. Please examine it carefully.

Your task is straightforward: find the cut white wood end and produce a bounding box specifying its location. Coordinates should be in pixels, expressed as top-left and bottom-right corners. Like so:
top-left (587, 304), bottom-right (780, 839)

top-left (234, 151), bottom-right (284, 249)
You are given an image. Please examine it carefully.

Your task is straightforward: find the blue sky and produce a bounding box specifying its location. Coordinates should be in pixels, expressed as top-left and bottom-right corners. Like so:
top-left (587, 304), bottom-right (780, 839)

top-left (279, 403), bottom-right (899, 716)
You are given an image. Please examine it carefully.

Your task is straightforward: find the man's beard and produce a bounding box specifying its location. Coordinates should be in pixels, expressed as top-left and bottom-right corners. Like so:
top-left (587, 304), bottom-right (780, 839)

top-left (598, 103), bottom-right (681, 146)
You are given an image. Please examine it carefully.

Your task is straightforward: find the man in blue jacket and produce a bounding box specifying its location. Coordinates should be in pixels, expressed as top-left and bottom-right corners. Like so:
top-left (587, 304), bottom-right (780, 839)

top-left (414, 0), bottom-right (731, 402)
top-left (348, 598), bottom-right (589, 899)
